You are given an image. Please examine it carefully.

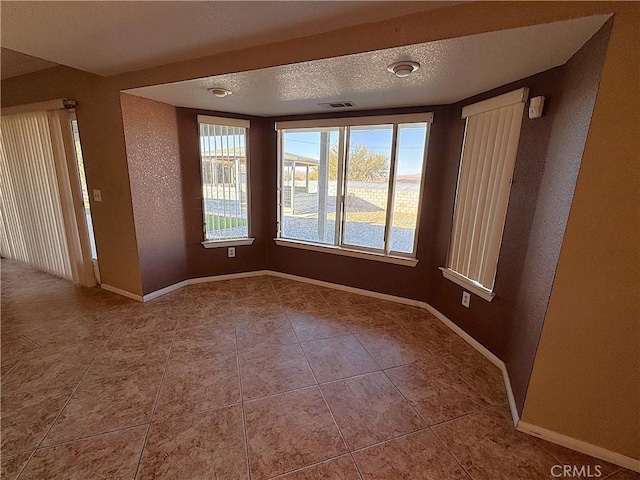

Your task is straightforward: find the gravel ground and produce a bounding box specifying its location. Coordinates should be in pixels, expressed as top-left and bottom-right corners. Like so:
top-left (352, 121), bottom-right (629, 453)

top-left (205, 198), bottom-right (416, 253)
top-left (282, 216), bottom-right (415, 253)
top-left (204, 198), bottom-right (247, 217)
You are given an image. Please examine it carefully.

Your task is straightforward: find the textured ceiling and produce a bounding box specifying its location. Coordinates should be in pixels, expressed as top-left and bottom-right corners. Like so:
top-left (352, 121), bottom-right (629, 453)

top-left (125, 15), bottom-right (609, 117)
top-left (0, 1), bottom-right (455, 76)
top-left (0, 48), bottom-right (58, 80)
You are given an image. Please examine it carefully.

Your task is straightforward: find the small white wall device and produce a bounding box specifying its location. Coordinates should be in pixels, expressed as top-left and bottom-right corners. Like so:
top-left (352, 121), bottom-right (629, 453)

top-left (529, 96), bottom-right (545, 119)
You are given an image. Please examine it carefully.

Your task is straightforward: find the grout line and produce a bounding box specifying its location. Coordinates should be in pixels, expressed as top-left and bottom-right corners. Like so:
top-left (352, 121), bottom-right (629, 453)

top-left (432, 356), bottom-right (500, 407)
top-left (13, 314), bottom-right (128, 479)
top-left (391, 317), bottom-right (508, 408)
top-left (1, 351), bottom-right (32, 381)
top-left (131, 325), bottom-right (179, 480)
top-left (428, 404), bottom-right (501, 431)
top-left (344, 309), bottom-right (482, 479)
top-left (141, 399), bottom-right (243, 424)
top-left (243, 383), bottom-right (326, 407)
top-left (429, 424), bottom-right (475, 480)
top-left (353, 456), bottom-right (365, 480)
top-left (286, 312), bottom-right (361, 479)
top-left (381, 360), bottom-right (501, 430)
top-left (298, 332), bottom-right (353, 347)
top-left (284, 292), bottom-right (416, 479)
top-left (20, 422), bottom-right (150, 452)
top-left (266, 453), bottom-right (359, 480)
top-left (602, 469), bottom-right (625, 480)
top-left (316, 369), bottom-right (387, 387)
top-left (349, 424), bottom-right (432, 455)
top-left (235, 325), bottom-right (253, 480)
top-left (349, 328), bottom-right (430, 441)
top-left (21, 334), bottom-right (42, 348)
top-left (438, 356), bottom-right (503, 406)
top-left (539, 440), bottom-right (625, 479)
top-left (295, 330), bottom-right (356, 344)
top-left (379, 366), bottom-right (430, 429)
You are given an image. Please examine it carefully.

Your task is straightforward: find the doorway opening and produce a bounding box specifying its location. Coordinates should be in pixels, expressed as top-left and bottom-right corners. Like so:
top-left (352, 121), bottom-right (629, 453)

top-left (71, 117), bottom-right (100, 282)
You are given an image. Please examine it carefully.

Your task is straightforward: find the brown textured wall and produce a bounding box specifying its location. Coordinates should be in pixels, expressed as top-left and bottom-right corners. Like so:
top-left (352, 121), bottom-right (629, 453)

top-left (119, 101), bottom-right (269, 293)
top-left (504, 22), bottom-right (612, 413)
top-left (120, 93), bottom-right (188, 294)
top-left (422, 68), bottom-right (565, 359)
top-left (175, 108), bottom-right (268, 280)
top-left (523, 6), bottom-right (640, 458)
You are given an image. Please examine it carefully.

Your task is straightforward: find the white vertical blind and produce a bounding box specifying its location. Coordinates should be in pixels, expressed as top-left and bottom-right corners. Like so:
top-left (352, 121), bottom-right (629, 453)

top-left (447, 88), bottom-right (528, 291)
top-left (0, 108), bottom-right (95, 286)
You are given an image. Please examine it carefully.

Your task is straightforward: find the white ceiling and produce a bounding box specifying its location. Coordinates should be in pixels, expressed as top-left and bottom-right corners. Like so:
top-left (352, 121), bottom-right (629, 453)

top-left (124, 15), bottom-right (609, 117)
top-left (0, 48), bottom-right (58, 80)
top-left (0, 1), bottom-right (454, 76)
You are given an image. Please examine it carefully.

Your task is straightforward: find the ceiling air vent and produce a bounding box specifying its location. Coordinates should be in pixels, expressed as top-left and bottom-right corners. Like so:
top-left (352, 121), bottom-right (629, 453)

top-left (318, 101), bottom-right (355, 109)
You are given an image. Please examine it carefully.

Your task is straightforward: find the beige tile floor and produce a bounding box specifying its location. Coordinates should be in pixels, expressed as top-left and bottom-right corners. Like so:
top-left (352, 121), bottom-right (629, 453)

top-left (1, 259), bottom-right (637, 480)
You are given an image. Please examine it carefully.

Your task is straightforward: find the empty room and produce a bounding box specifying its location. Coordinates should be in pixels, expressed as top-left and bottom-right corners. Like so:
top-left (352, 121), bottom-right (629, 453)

top-left (0, 2), bottom-right (638, 479)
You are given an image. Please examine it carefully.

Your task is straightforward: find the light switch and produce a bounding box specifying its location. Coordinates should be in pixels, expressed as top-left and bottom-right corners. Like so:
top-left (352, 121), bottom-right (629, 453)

top-left (93, 189), bottom-right (102, 202)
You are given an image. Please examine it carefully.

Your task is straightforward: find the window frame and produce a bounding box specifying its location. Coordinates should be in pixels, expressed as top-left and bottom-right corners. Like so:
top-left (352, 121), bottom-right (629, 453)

top-left (275, 113), bottom-right (433, 264)
top-left (197, 115), bottom-right (254, 248)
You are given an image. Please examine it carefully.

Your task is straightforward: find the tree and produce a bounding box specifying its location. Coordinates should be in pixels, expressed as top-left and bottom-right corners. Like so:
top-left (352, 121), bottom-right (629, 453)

top-left (328, 144), bottom-right (389, 181)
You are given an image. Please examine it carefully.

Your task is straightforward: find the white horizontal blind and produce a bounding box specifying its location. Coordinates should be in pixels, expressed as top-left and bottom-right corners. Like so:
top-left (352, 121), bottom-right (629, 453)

top-left (0, 111), bottom-right (73, 279)
top-left (448, 89), bottom-right (527, 291)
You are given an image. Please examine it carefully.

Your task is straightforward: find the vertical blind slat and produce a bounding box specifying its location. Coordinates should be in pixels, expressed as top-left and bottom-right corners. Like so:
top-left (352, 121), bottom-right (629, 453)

top-left (467, 110), bottom-right (498, 277)
top-left (450, 117), bottom-right (478, 272)
top-left (477, 106), bottom-right (513, 285)
top-left (480, 102), bottom-right (525, 288)
top-left (475, 106), bottom-right (509, 282)
top-left (465, 111), bottom-right (496, 276)
top-left (455, 116), bottom-right (479, 273)
top-left (458, 114), bottom-right (488, 275)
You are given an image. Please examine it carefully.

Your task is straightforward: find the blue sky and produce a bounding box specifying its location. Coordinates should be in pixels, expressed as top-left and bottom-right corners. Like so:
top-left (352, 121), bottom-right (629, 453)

top-left (282, 124), bottom-right (428, 175)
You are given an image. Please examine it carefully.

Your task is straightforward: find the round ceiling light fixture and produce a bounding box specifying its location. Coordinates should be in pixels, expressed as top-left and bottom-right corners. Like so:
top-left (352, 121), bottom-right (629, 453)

top-left (387, 61), bottom-right (420, 78)
top-left (209, 88), bottom-right (232, 98)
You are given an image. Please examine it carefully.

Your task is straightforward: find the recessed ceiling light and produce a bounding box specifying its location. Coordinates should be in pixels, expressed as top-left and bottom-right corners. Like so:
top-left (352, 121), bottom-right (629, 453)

top-left (209, 88), bottom-right (232, 98)
top-left (387, 61), bottom-right (420, 78)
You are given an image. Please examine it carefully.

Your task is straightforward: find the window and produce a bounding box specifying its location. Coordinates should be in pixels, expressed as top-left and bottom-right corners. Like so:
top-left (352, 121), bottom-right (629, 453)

top-left (71, 118), bottom-right (97, 260)
top-left (441, 88), bottom-right (529, 301)
top-left (276, 113), bottom-right (432, 264)
top-left (198, 115), bottom-right (253, 247)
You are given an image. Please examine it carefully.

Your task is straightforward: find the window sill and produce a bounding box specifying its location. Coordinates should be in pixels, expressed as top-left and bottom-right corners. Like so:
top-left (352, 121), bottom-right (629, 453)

top-left (439, 267), bottom-right (495, 302)
top-left (274, 238), bottom-right (418, 267)
top-left (202, 238), bottom-right (255, 249)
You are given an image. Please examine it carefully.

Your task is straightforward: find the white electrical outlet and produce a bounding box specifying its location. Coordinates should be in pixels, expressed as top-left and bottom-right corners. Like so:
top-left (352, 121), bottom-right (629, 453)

top-left (228, 247), bottom-right (236, 258)
top-left (92, 189), bottom-right (102, 202)
top-left (462, 291), bottom-right (471, 308)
